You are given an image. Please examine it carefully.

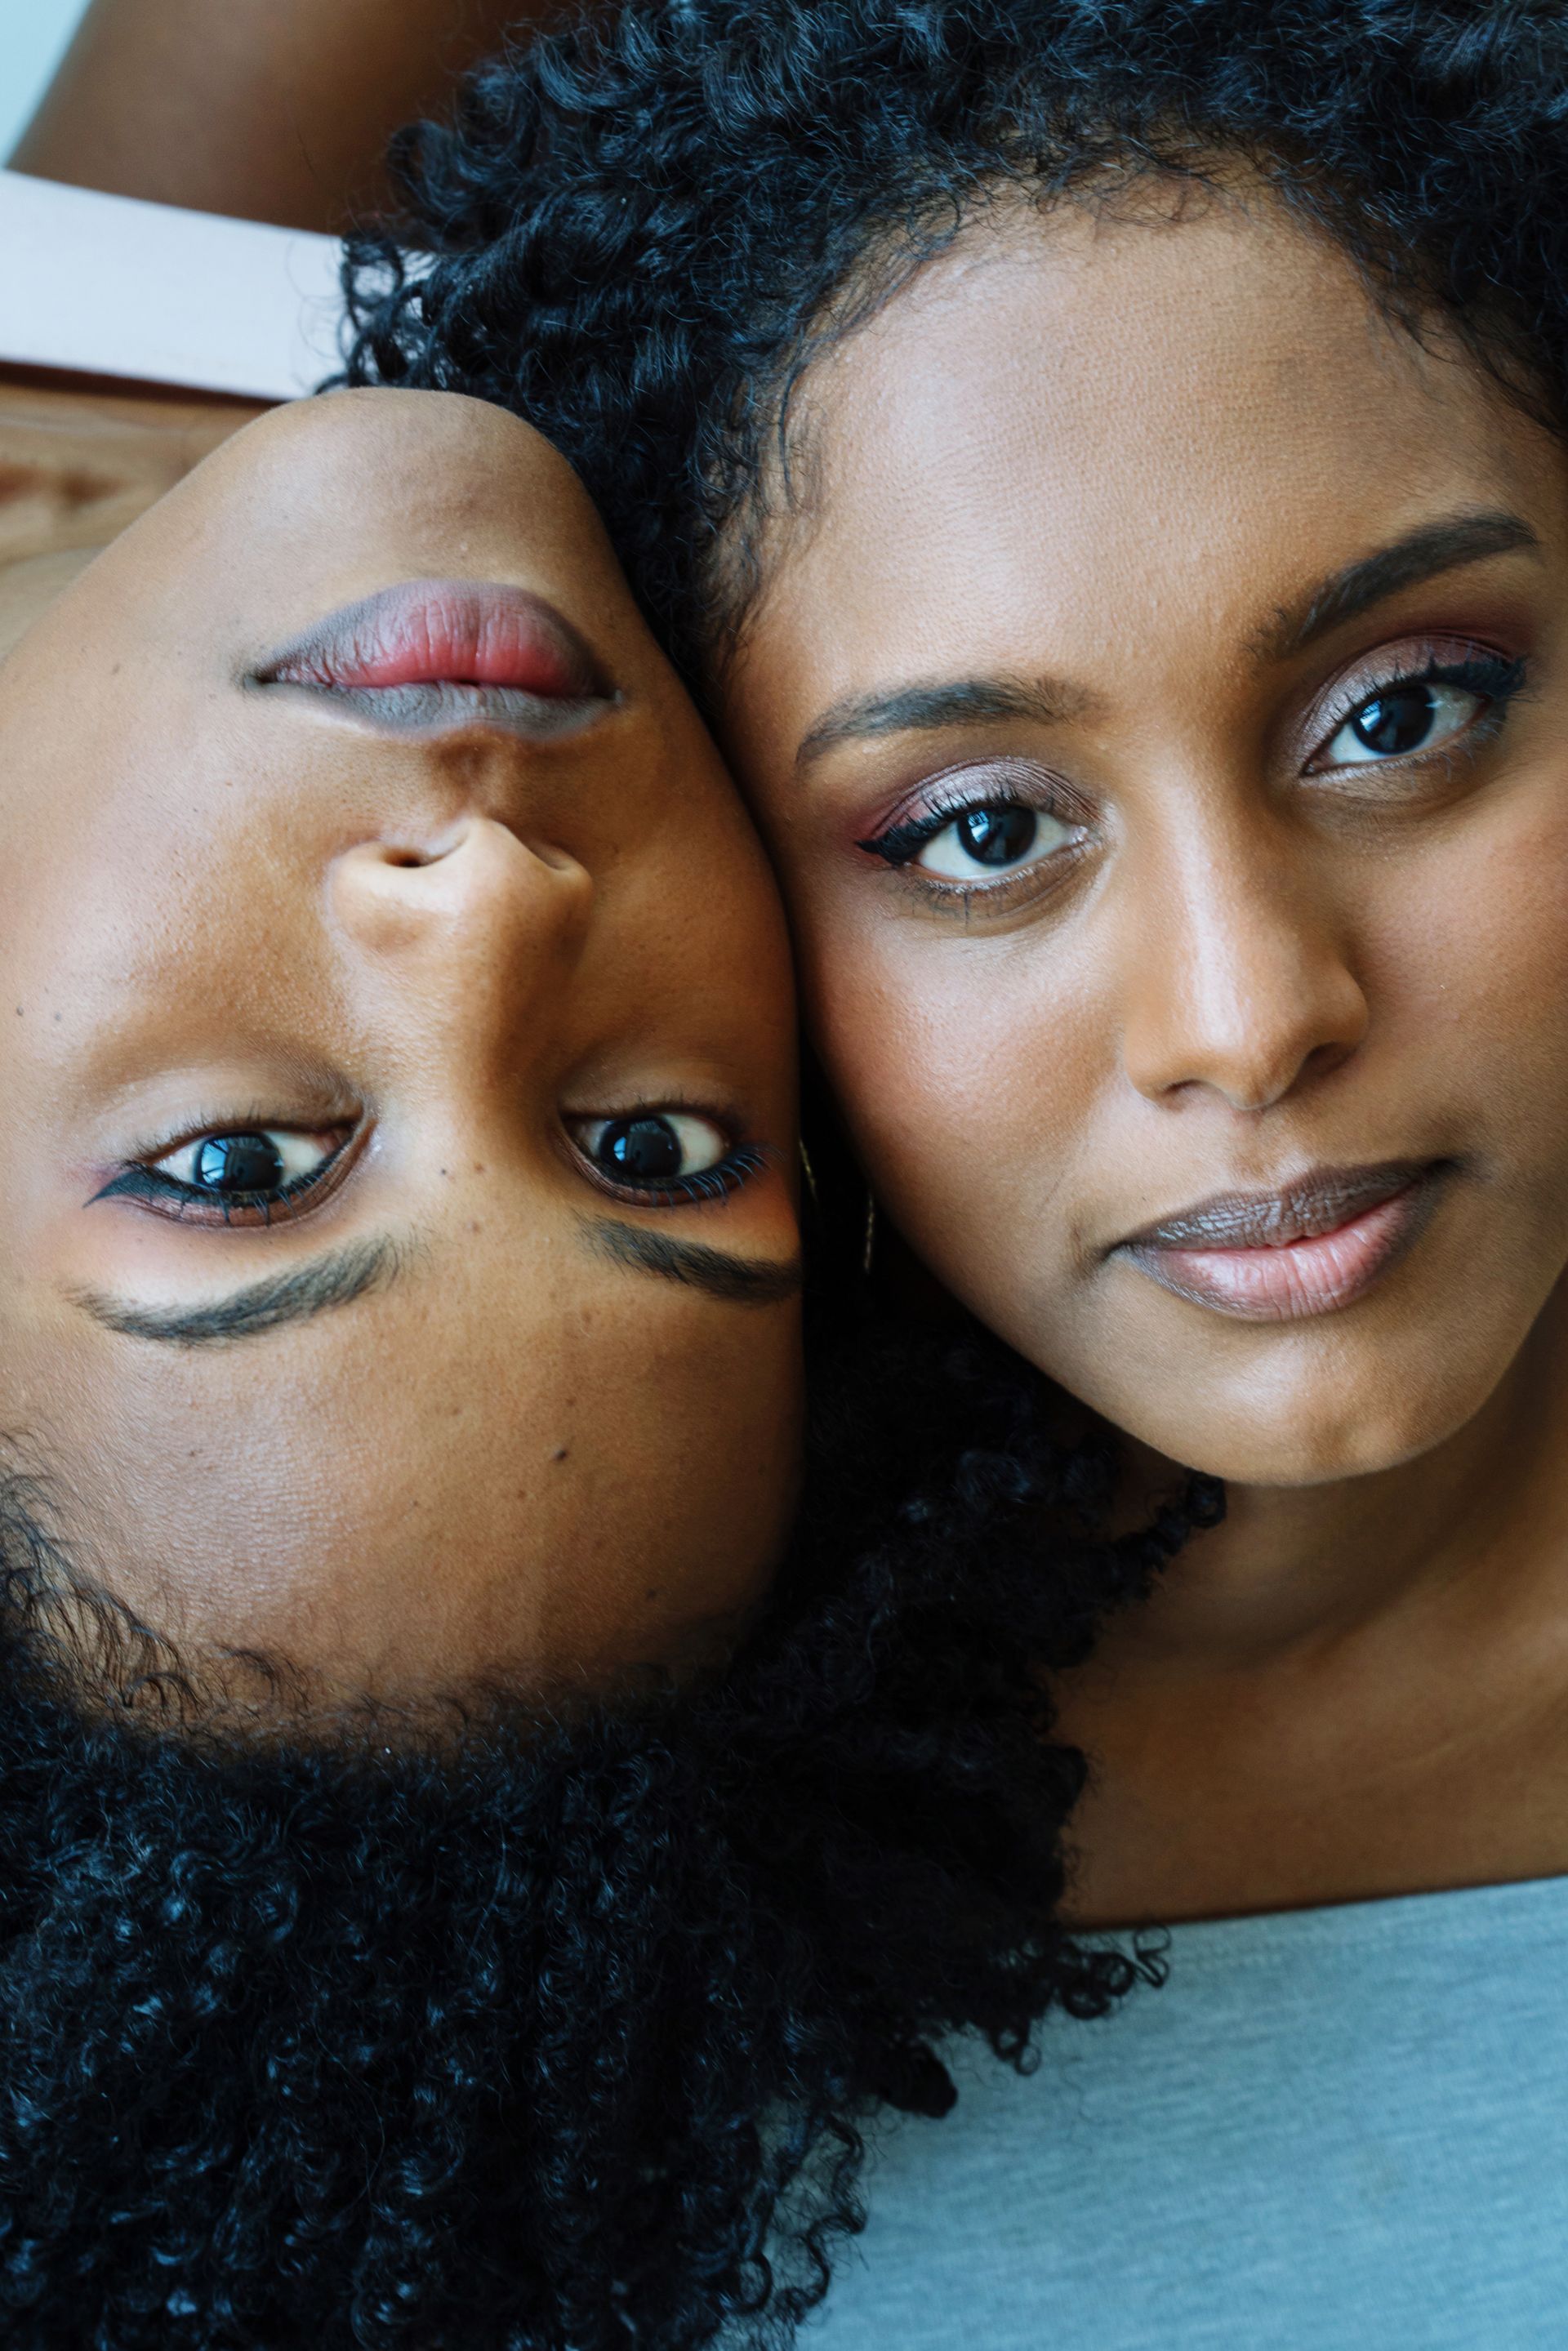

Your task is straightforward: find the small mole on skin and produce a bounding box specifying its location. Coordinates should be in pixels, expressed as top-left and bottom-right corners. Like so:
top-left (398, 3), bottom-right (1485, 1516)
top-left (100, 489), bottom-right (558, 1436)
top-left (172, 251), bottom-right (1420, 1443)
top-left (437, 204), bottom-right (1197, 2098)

top-left (550, 1445), bottom-right (569, 1463)
top-left (467, 1219), bottom-right (483, 1235)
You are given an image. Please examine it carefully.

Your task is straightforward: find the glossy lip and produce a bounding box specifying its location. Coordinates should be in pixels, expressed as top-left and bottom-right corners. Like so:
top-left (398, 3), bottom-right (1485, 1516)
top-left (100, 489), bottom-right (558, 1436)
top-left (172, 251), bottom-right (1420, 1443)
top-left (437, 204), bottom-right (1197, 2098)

top-left (254, 580), bottom-right (612, 703)
top-left (1116, 1158), bottom-right (1450, 1323)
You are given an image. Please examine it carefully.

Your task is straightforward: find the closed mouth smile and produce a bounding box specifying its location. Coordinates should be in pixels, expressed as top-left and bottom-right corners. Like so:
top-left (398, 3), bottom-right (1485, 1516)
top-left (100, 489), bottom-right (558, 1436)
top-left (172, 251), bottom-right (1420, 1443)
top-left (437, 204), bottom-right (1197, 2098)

top-left (1115, 1158), bottom-right (1453, 1321)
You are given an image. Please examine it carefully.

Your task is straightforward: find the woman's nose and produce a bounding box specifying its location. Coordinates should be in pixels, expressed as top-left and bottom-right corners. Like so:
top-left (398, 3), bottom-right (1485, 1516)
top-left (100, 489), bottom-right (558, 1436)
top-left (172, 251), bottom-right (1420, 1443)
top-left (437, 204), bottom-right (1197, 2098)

top-left (330, 815), bottom-right (595, 1054)
top-left (1119, 822), bottom-right (1369, 1114)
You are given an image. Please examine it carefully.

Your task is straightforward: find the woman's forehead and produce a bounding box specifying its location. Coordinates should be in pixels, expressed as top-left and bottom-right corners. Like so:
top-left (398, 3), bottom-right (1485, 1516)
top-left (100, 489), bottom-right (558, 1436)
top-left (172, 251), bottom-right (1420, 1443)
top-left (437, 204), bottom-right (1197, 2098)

top-left (800, 200), bottom-right (1454, 496)
top-left (746, 201), bottom-right (1548, 663)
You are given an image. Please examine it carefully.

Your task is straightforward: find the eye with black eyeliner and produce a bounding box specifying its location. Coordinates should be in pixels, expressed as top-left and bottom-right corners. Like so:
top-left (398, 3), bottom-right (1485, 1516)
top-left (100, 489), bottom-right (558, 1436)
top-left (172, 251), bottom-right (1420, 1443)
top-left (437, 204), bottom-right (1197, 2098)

top-left (1304, 645), bottom-right (1527, 782)
top-left (566, 1110), bottom-right (768, 1208)
top-left (858, 759), bottom-right (1089, 900)
top-left (91, 1124), bottom-right (357, 1228)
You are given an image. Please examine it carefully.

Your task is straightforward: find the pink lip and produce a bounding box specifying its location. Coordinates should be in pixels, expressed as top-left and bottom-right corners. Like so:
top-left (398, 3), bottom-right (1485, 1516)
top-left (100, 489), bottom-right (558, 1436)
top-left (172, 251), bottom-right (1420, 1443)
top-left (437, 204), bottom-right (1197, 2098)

top-left (1120, 1163), bottom-right (1447, 1322)
top-left (259, 580), bottom-right (607, 699)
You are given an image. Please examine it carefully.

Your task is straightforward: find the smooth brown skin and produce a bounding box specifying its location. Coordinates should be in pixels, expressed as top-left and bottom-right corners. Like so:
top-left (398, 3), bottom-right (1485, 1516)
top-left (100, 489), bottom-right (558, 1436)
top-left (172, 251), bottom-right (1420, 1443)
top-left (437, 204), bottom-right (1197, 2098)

top-left (9, 0), bottom-right (557, 232)
top-left (720, 189), bottom-right (1568, 1924)
top-left (0, 386), bottom-right (801, 1704)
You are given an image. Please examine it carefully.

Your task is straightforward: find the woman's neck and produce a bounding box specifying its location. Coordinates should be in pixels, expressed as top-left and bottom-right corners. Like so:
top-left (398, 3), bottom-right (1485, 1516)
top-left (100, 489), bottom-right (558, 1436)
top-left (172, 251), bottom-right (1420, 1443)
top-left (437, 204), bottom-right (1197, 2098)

top-left (1055, 1284), bottom-right (1568, 1926)
top-left (1121, 1287), bottom-right (1568, 1661)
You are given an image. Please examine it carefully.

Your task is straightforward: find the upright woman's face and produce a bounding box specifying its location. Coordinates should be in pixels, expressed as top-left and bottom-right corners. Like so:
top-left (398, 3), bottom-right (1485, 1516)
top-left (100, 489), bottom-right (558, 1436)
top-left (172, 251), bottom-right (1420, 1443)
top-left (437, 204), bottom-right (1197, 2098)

top-left (0, 390), bottom-right (800, 1698)
top-left (722, 194), bottom-right (1568, 1486)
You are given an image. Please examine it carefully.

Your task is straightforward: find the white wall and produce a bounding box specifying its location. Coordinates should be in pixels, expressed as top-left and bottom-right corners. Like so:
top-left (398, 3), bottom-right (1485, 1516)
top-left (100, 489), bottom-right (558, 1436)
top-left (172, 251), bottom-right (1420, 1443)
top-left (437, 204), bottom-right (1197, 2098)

top-left (0, 0), bottom-right (94, 163)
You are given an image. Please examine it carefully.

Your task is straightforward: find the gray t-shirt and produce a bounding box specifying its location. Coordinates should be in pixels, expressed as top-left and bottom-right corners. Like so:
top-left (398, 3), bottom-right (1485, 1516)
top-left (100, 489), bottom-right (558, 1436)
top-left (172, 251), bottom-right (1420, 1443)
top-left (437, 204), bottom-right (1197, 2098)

top-left (807, 1874), bottom-right (1568, 2349)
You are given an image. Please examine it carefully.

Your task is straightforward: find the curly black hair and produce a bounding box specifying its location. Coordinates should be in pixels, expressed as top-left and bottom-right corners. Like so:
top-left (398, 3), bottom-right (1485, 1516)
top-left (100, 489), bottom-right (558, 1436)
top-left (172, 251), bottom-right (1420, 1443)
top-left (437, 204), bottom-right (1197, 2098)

top-left (0, 1319), bottom-right (1218, 2351)
top-left (341, 0), bottom-right (1568, 681)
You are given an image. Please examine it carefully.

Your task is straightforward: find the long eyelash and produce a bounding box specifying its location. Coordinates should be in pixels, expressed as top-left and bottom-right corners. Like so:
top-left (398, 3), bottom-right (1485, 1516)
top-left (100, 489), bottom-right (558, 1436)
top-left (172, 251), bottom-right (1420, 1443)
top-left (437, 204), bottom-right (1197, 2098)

top-left (1422, 651), bottom-right (1526, 706)
top-left (858, 788), bottom-right (1039, 868)
top-left (1345, 651), bottom-right (1528, 740)
top-left (91, 1147), bottom-right (347, 1227)
top-left (603, 1142), bottom-right (769, 1209)
top-left (867, 653), bottom-right (1526, 865)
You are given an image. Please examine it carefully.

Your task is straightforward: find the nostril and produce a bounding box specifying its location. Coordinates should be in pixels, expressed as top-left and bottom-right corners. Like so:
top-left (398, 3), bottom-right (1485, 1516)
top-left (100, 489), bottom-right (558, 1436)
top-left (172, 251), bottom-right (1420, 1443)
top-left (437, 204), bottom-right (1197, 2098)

top-left (368, 820), bottom-right (473, 870)
top-left (334, 818), bottom-right (593, 923)
top-left (529, 839), bottom-right (577, 875)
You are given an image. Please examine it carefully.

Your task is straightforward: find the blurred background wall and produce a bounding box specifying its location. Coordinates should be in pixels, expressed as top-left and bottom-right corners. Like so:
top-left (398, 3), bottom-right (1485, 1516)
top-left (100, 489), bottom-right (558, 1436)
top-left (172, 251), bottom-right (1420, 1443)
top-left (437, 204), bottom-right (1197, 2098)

top-left (1, 0), bottom-right (92, 162)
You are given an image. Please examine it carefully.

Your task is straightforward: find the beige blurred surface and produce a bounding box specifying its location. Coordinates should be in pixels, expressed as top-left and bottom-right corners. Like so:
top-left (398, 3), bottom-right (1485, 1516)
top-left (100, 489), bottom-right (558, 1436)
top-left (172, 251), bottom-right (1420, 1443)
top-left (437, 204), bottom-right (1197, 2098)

top-left (10, 0), bottom-right (564, 234)
top-left (0, 365), bottom-right (267, 656)
top-left (0, 365), bottom-right (267, 562)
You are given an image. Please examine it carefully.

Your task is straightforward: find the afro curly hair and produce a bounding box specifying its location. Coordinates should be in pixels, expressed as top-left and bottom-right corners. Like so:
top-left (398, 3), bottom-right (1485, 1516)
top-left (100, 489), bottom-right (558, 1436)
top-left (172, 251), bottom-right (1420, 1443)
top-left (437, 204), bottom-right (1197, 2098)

top-left (341, 0), bottom-right (1568, 680)
top-left (0, 1320), bottom-right (1218, 2351)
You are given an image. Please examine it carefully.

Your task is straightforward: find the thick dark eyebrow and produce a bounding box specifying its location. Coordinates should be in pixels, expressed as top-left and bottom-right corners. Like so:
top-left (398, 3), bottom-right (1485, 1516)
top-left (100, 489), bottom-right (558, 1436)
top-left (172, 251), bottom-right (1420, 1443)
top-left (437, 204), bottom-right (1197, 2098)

top-left (1257, 510), bottom-right (1541, 666)
top-left (795, 675), bottom-right (1091, 772)
top-left (72, 1234), bottom-right (402, 1348)
top-left (585, 1218), bottom-right (803, 1307)
top-left (795, 516), bottom-right (1539, 773)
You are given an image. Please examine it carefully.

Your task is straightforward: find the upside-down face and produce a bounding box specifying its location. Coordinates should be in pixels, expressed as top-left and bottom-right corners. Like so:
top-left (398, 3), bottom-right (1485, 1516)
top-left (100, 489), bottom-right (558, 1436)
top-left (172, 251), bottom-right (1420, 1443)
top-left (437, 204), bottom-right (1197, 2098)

top-left (0, 387), bottom-right (801, 1703)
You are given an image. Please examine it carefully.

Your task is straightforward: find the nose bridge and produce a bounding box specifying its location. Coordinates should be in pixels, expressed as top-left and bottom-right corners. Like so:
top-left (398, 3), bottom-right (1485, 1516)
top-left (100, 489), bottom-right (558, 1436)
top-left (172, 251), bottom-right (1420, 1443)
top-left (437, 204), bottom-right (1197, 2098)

top-left (331, 814), bottom-right (594, 1076)
top-left (1119, 785), bottom-right (1369, 1113)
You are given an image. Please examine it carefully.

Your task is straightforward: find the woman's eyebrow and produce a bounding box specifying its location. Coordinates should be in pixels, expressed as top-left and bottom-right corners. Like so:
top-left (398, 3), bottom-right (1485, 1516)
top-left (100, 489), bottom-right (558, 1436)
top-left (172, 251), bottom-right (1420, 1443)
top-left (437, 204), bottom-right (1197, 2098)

top-left (792, 514), bottom-right (1540, 776)
top-left (584, 1218), bottom-right (803, 1307)
top-left (69, 1235), bottom-right (402, 1348)
top-left (1255, 509), bottom-right (1540, 666)
top-left (795, 675), bottom-right (1094, 772)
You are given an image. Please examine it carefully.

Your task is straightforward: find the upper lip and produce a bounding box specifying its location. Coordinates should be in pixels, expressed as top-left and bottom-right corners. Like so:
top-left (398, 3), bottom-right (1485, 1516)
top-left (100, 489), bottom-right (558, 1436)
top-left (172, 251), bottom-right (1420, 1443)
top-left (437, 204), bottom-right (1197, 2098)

top-left (1118, 1159), bottom-right (1439, 1253)
top-left (254, 580), bottom-right (612, 701)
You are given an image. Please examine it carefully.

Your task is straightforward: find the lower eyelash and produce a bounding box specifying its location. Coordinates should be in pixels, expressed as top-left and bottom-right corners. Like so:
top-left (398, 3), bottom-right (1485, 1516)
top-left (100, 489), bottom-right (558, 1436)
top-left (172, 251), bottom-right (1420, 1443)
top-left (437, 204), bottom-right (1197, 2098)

top-left (93, 1150), bottom-right (347, 1227)
top-left (603, 1144), bottom-right (769, 1209)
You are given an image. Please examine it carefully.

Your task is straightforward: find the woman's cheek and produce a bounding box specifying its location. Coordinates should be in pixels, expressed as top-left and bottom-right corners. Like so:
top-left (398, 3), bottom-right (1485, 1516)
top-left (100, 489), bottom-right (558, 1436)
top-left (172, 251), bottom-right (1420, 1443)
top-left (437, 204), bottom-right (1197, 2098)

top-left (804, 911), bottom-right (1102, 1292)
top-left (1369, 768), bottom-right (1568, 1144)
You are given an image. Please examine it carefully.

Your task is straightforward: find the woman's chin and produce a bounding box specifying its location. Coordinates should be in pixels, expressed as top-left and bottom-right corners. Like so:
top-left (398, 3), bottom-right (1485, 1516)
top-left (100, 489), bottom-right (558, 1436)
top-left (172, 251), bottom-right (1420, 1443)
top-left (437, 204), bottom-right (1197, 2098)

top-left (1061, 1336), bottom-right (1523, 1494)
top-left (1163, 1416), bottom-right (1467, 1494)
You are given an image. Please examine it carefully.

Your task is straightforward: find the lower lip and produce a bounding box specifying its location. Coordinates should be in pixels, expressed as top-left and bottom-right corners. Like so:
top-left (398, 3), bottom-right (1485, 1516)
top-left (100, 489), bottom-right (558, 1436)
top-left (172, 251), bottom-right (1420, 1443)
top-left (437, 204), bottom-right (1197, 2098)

top-left (1123, 1174), bottom-right (1442, 1323)
top-left (268, 581), bottom-right (598, 697)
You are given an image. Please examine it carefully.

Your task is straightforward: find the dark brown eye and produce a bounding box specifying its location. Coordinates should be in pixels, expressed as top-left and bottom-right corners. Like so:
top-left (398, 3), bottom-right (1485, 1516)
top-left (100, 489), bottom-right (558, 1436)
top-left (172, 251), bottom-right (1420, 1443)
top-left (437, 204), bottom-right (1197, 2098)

top-left (189, 1134), bottom-right (285, 1194)
top-left (914, 802), bottom-right (1070, 879)
top-left (1356, 687), bottom-right (1442, 755)
top-left (1321, 680), bottom-right (1481, 768)
top-left (571, 1111), bottom-right (730, 1188)
top-left (154, 1129), bottom-right (336, 1197)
